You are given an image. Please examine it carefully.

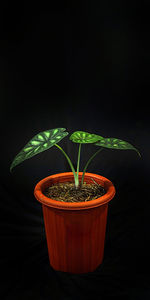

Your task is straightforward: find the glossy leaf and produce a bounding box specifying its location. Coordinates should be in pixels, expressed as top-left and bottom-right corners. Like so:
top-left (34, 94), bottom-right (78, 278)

top-left (95, 137), bottom-right (140, 156)
top-left (70, 131), bottom-right (102, 144)
top-left (10, 128), bottom-right (68, 171)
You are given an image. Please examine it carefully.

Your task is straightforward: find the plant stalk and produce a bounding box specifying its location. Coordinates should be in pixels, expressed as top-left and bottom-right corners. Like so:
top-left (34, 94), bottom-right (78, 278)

top-left (76, 144), bottom-right (81, 187)
top-left (81, 148), bottom-right (103, 186)
top-left (55, 144), bottom-right (78, 187)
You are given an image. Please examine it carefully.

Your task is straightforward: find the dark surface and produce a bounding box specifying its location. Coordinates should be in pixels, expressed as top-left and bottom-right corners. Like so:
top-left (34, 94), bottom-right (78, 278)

top-left (1, 1), bottom-right (150, 299)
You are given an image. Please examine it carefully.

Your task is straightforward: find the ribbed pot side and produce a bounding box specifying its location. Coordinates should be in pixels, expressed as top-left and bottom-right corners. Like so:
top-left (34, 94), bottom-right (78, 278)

top-left (34, 172), bottom-right (116, 274)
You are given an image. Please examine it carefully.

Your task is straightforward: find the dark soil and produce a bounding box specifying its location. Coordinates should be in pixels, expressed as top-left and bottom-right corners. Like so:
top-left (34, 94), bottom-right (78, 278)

top-left (43, 179), bottom-right (106, 203)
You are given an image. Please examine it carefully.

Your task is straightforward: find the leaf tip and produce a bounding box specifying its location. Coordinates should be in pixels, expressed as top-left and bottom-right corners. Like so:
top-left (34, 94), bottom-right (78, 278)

top-left (137, 150), bottom-right (141, 158)
top-left (10, 165), bottom-right (13, 173)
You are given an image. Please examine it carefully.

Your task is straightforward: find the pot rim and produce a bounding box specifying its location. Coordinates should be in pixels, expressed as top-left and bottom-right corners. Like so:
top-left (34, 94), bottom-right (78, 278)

top-left (34, 172), bottom-right (116, 210)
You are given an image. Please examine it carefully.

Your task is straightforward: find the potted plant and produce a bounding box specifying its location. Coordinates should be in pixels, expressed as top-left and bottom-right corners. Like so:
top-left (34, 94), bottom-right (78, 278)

top-left (10, 128), bottom-right (140, 274)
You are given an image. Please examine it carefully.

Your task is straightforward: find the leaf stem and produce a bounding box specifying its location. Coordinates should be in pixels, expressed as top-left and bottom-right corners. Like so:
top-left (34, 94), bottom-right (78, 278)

top-left (76, 144), bottom-right (81, 186)
top-left (81, 148), bottom-right (103, 186)
top-left (55, 144), bottom-right (78, 187)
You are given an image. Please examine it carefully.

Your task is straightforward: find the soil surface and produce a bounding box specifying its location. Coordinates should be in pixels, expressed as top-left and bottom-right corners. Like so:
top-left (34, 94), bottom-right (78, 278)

top-left (43, 179), bottom-right (106, 203)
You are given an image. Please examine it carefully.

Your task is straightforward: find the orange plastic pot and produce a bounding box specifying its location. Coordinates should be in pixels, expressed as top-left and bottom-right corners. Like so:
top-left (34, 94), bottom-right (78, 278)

top-left (34, 172), bottom-right (115, 274)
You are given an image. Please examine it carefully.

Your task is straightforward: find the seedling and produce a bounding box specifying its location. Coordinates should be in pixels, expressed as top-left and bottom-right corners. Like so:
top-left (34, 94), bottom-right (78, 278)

top-left (10, 128), bottom-right (140, 188)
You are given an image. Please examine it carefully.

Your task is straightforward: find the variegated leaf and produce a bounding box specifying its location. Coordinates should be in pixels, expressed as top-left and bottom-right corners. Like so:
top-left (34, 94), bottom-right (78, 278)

top-left (70, 131), bottom-right (102, 144)
top-left (10, 128), bottom-right (68, 171)
top-left (95, 137), bottom-right (140, 156)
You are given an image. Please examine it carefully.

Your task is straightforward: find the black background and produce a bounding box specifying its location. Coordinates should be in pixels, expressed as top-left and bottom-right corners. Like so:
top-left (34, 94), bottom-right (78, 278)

top-left (1, 1), bottom-right (150, 299)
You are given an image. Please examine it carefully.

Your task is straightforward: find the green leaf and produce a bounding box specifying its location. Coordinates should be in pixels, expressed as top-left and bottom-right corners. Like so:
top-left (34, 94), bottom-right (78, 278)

top-left (10, 128), bottom-right (69, 172)
top-left (70, 131), bottom-right (103, 144)
top-left (95, 137), bottom-right (141, 156)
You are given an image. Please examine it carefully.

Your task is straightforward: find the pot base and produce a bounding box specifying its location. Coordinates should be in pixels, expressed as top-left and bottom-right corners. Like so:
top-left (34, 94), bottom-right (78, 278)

top-left (42, 203), bottom-right (108, 274)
